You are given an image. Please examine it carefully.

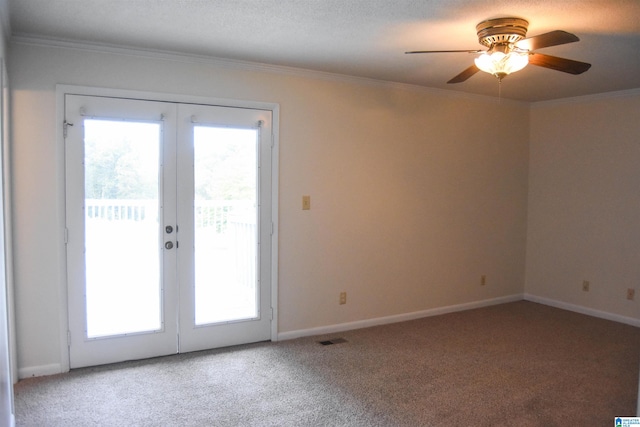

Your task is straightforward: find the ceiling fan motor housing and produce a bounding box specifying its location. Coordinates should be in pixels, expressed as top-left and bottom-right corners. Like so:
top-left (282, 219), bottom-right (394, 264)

top-left (476, 17), bottom-right (529, 47)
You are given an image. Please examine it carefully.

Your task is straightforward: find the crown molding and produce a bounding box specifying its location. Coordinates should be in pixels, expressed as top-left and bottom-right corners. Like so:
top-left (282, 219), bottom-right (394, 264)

top-left (530, 87), bottom-right (640, 109)
top-left (10, 33), bottom-right (527, 107)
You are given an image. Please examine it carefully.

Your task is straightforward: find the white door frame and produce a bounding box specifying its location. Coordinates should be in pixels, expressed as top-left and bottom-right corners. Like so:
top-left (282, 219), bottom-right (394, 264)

top-left (56, 84), bottom-right (279, 372)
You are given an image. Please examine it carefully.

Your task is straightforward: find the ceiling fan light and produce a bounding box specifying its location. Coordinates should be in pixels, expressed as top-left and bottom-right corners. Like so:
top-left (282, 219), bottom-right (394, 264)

top-left (474, 51), bottom-right (529, 80)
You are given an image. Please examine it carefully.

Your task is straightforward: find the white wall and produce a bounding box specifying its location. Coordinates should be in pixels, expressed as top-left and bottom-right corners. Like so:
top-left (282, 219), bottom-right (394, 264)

top-left (526, 91), bottom-right (640, 321)
top-left (8, 42), bottom-right (529, 376)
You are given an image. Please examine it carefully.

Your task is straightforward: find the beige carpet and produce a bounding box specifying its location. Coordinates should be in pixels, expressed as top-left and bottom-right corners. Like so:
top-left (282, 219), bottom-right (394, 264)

top-left (14, 301), bottom-right (640, 426)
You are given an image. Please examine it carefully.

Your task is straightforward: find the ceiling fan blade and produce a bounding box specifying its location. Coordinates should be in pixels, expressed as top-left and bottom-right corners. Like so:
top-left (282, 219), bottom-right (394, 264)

top-left (447, 64), bottom-right (480, 84)
top-left (405, 49), bottom-right (482, 54)
top-left (528, 53), bottom-right (591, 75)
top-left (515, 30), bottom-right (579, 51)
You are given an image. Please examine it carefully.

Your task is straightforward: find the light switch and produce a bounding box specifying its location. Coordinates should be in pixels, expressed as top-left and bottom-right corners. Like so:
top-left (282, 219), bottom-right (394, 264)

top-left (302, 195), bottom-right (311, 210)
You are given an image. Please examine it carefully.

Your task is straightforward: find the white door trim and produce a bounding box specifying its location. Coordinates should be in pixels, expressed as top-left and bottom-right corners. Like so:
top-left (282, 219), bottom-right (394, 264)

top-left (56, 84), bottom-right (279, 372)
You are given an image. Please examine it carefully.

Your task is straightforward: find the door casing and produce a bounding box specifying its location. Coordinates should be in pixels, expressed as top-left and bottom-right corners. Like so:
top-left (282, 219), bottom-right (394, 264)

top-left (56, 84), bottom-right (279, 372)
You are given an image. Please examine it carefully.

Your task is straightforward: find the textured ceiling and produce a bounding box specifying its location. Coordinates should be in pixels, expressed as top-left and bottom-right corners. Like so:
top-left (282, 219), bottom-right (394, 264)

top-left (7, 0), bottom-right (640, 102)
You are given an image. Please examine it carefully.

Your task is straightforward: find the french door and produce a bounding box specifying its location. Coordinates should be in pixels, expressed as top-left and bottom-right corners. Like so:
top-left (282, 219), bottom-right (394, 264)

top-left (65, 94), bottom-right (273, 368)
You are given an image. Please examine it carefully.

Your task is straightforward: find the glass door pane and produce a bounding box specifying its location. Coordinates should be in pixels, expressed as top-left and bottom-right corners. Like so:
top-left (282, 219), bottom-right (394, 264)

top-left (193, 126), bottom-right (258, 325)
top-left (83, 119), bottom-right (162, 338)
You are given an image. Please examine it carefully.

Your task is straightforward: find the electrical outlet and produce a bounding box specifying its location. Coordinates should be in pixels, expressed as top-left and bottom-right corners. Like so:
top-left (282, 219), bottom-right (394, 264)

top-left (481, 275), bottom-right (486, 286)
top-left (627, 288), bottom-right (635, 301)
top-left (339, 292), bottom-right (347, 305)
top-left (582, 280), bottom-right (590, 292)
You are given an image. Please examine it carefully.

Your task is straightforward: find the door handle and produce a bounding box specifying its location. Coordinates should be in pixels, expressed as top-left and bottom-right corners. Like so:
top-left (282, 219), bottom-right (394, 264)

top-left (165, 241), bottom-right (174, 250)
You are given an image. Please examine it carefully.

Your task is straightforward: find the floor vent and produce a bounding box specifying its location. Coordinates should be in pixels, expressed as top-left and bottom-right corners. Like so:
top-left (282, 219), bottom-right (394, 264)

top-left (318, 338), bottom-right (348, 346)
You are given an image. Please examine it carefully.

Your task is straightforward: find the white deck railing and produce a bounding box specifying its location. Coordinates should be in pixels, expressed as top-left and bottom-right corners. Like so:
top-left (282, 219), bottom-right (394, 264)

top-left (85, 199), bottom-right (255, 232)
top-left (86, 199), bottom-right (156, 222)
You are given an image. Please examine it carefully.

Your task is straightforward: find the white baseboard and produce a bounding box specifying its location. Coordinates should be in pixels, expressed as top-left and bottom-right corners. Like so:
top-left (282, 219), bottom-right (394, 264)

top-left (18, 294), bottom-right (636, 380)
top-left (18, 363), bottom-right (63, 380)
top-left (277, 293), bottom-right (524, 341)
top-left (524, 294), bottom-right (640, 328)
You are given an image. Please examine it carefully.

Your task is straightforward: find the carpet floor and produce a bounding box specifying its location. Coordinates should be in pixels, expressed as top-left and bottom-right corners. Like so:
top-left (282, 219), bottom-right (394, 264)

top-left (14, 301), bottom-right (640, 426)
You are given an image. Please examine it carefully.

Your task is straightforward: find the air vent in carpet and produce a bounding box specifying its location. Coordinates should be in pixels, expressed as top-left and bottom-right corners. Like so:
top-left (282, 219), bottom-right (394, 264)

top-left (318, 338), bottom-right (347, 345)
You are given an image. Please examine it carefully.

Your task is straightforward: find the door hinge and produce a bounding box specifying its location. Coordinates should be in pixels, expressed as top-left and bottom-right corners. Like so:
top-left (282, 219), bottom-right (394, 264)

top-left (64, 227), bottom-right (69, 244)
top-left (63, 120), bottom-right (73, 138)
top-left (270, 307), bottom-right (274, 320)
top-left (271, 222), bottom-right (274, 236)
top-left (67, 330), bottom-right (71, 347)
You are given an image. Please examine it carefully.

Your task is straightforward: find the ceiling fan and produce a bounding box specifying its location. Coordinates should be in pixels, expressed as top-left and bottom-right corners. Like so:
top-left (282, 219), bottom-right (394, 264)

top-left (406, 17), bottom-right (591, 83)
